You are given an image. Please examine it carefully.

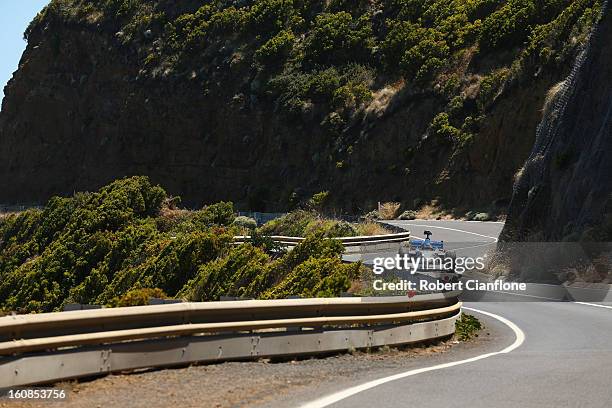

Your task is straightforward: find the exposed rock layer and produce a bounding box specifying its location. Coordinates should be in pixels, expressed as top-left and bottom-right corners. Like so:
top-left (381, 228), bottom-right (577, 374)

top-left (502, 3), bottom-right (612, 242)
top-left (0, 2), bottom-right (592, 213)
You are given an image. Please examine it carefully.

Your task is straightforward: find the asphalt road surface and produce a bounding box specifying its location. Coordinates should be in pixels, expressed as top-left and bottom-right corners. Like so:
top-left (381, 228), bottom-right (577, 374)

top-left (296, 220), bottom-right (612, 408)
top-left (386, 219), bottom-right (503, 259)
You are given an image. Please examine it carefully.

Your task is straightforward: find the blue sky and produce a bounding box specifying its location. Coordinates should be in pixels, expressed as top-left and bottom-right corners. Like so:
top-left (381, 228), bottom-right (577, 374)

top-left (0, 1), bottom-right (50, 98)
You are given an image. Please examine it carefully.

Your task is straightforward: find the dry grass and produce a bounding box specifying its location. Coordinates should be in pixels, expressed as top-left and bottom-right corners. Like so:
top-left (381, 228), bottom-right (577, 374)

top-left (513, 165), bottom-right (525, 183)
top-left (365, 81), bottom-right (404, 117)
top-left (412, 202), bottom-right (456, 220)
top-left (378, 202), bottom-right (401, 220)
top-left (355, 222), bottom-right (392, 236)
top-left (463, 74), bottom-right (484, 100)
top-left (0, 211), bottom-right (20, 221)
top-left (159, 207), bottom-right (190, 220)
top-left (542, 80), bottom-right (565, 116)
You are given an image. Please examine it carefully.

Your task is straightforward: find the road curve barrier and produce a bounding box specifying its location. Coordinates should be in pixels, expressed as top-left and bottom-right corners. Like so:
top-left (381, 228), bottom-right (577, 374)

top-left (0, 291), bottom-right (460, 389)
top-left (234, 231), bottom-right (412, 255)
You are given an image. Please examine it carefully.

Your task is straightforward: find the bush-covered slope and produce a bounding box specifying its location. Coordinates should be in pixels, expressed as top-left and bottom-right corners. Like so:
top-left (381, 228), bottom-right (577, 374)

top-left (0, 0), bottom-right (603, 213)
top-left (0, 177), bottom-right (361, 313)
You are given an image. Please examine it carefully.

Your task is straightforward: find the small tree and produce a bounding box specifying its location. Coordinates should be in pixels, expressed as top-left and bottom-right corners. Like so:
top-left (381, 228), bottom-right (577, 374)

top-left (308, 191), bottom-right (330, 213)
top-left (233, 216), bottom-right (257, 235)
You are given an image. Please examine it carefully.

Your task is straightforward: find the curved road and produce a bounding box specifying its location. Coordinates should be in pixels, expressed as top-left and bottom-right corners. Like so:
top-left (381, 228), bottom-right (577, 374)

top-left (298, 220), bottom-right (612, 408)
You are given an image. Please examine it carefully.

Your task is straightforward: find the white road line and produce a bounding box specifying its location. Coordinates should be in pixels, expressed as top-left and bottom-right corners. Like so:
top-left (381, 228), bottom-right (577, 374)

top-left (411, 240), bottom-right (496, 250)
top-left (493, 291), bottom-right (562, 301)
top-left (391, 220), bottom-right (506, 225)
top-left (299, 307), bottom-right (525, 408)
top-left (397, 223), bottom-right (499, 242)
top-left (574, 302), bottom-right (612, 310)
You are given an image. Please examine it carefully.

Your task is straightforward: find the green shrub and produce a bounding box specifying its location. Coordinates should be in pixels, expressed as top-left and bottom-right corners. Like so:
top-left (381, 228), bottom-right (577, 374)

top-left (208, 6), bottom-right (249, 36)
top-left (278, 233), bottom-right (345, 269)
top-left (111, 287), bottom-right (168, 307)
top-left (480, 0), bottom-right (571, 52)
top-left (480, 1), bottom-right (536, 50)
top-left (0, 177), bottom-right (234, 312)
top-left (258, 210), bottom-right (319, 236)
top-left (324, 221), bottom-right (358, 237)
top-left (303, 12), bottom-right (375, 65)
top-left (399, 210), bottom-right (417, 220)
top-left (267, 67), bottom-right (346, 113)
top-left (382, 20), bottom-right (449, 82)
top-left (248, 0), bottom-right (294, 35)
top-left (473, 212), bottom-right (491, 221)
top-left (430, 112), bottom-right (460, 140)
top-left (263, 256), bottom-right (360, 298)
top-left (97, 230), bottom-right (233, 302)
top-left (516, 0), bottom-right (600, 76)
top-left (333, 81), bottom-right (373, 109)
top-left (179, 243), bottom-right (271, 301)
top-left (254, 29), bottom-right (295, 68)
top-left (477, 69), bottom-right (509, 111)
top-left (196, 201), bottom-right (236, 227)
top-left (240, 233), bottom-right (345, 296)
top-left (455, 313), bottom-right (483, 340)
top-left (0, 178), bottom-right (371, 312)
top-left (268, 64), bottom-right (373, 115)
top-left (258, 210), bottom-right (389, 238)
top-left (307, 191), bottom-right (330, 212)
top-left (179, 231), bottom-right (360, 302)
top-left (233, 216), bottom-right (257, 231)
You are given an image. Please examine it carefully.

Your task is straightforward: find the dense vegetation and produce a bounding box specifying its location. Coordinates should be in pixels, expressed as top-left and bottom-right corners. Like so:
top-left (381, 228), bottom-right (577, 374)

top-left (258, 210), bottom-right (391, 237)
top-left (0, 177), bottom-right (362, 313)
top-left (27, 0), bottom-right (602, 149)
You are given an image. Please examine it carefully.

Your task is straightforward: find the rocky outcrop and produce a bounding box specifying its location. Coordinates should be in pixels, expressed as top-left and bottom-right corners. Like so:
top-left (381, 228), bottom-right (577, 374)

top-left (498, 3), bottom-right (611, 283)
top-left (0, 2), bottom-right (596, 213)
top-left (502, 2), bottom-right (612, 243)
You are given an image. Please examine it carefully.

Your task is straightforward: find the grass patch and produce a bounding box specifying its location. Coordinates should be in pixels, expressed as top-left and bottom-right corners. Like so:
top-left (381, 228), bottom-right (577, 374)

top-left (378, 202), bottom-right (401, 220)
top-left (354, 221), bottom-right (390, 236)
top-left (455, 313), bottom-right (483, 341)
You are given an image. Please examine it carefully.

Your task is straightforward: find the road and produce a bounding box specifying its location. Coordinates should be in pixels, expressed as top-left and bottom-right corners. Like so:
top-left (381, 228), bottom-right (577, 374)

top-left (352, 219), bottom-right (501, 268)
top-left (296, 220), bottom-right (612, 408)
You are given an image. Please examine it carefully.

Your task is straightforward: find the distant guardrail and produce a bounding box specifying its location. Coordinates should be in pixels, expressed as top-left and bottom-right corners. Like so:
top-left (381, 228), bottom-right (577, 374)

top-left (0, 292), bottom-right (460, 388)
top-left (234, 232), bottom-right (411, 255)
top-left (0, 204), bottom-right (43, 213)
top-left (236, 211), bottom-right (285, 225)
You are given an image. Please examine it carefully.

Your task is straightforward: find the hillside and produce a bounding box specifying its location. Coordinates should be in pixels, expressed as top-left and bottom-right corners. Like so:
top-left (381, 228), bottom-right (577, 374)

top-left (499, 1), bottom-right (611, 282)
top-left (503, 1), bottom-right (611, 242)
top-left (0, 0), bottom-right (603, 213)
top-left (0, 177), bottom-right (362, 313)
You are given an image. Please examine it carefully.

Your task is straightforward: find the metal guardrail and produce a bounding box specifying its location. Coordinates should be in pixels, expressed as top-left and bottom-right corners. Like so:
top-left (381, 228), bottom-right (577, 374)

top-left (0, 292), bottom-right (460, 389)
top-left (234, 232), bottom-right (411, 255)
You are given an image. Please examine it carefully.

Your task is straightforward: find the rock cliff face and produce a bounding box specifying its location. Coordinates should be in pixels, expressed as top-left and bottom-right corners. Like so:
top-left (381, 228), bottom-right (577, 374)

top-left (502, 2), bottom-right (612, 243)
top-left (495, 2), bottom-right (611, 283)
top-left (0, 1), bottom-right (601, 212)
